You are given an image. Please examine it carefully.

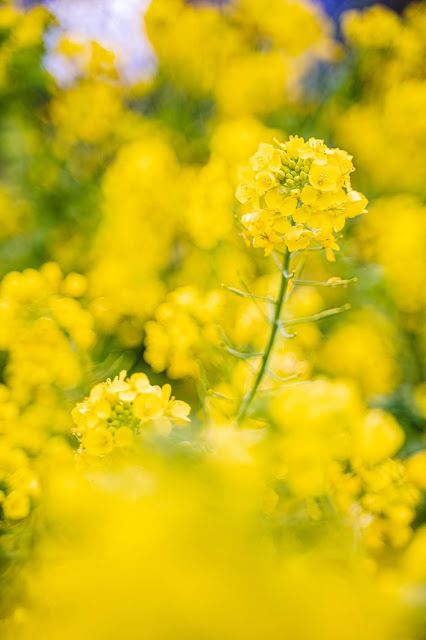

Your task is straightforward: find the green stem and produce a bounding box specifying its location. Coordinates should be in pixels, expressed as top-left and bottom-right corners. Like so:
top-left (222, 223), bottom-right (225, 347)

top-left (237, 250), bottom-right (291, 423)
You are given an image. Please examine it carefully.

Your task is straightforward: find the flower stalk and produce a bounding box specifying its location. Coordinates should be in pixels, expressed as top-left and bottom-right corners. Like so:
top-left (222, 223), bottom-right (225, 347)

top-left (237, 249), bottom-right (291, 423)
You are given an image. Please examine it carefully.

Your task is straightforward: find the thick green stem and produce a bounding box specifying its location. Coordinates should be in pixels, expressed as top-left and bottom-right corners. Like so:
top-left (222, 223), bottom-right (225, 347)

top-left (237, 250), bottom-right (291, 423)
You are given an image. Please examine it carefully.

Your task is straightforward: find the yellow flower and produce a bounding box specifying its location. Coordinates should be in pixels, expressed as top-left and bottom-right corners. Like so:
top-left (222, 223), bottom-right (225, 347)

top-left (166, 400), bottom-right (191, 422)
top-left (162, 384), bottom-right (191, 423)
top-left (50, 81), bottom-right (124, 145)
top-left (284, 135), bottom-right (305, 158)
top-left (236, 179), bottom-right (254, 204)
top-left (61, 273), bottom-right (87, 298)
top-left (255, 171), bottom-right (277, 195)
top-left (284, 225), bottom-right (313, 252)
top-left (114, 427), bottom-right (135, 450)
top-left (299, 137), bottom-right (329, 164)
top-left (0, 6), bottom-right (20, 30)
top-left (319, 310), bottom-right (399, 397)
top-left (144, 288), bottom-right (223, 379)
top-left (342, 5), bottom-right (401, 50)
top-left (249, 143), bottom-right (282, 172)
top-left (313, 229), bottom-right (339, 261)
top-left (82, 427), bottom-right (114, 457)
top-left (72, 371), bottom-right (191, 458)
top-left (236, 135), bottom-right (367, 254)
top-left (292, 204), bottom-right (324, 229)
top-left (405, 451), bottom-right (426, 491)
top-left (133, 387), bottom-right (164, 422)
top-left (354, 409), bottom-right (405, 465)
top-left (309, 158), bottom-right (344, 192)
top-left (300, 184), bottom-right (319, 206)
top-left (2, 490), bottom-right (30, 520)
top-left (264, 189), bottom-right (297, 215)
top-left (356, 196), bottom-right (426, 317)
top-left (344, 190), bottom-right (368, 218)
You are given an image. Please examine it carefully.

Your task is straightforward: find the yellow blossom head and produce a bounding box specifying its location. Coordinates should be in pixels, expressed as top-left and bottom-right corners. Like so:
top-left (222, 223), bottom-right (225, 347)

top-left (72, 371), bottom-right (191, 457)
top-left (236, 136), bottom-right (367, 258)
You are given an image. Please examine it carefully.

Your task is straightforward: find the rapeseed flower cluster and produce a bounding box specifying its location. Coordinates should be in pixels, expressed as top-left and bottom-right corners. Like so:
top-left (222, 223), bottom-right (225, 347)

top-left (319, 310), bottom-right (400, 398)
top-left (357, 196), bottom-right (426, 318)
top-left (335, 4), bottom-right (426, 196)
top-left (0, 263), bottom-right (97, 471)
top-left (332, 455), bottom-right (420, 550)
top-left (72, 370), bottom-right (190, 457)
top-left (0, 264), bottom-right (94, 401)
top-left (88, 134), bottom-right (182, 347)
top-left (0, 1), bottom-right (424, 639)
top-left (144, 287), bottom-right (222, 379)
top-left (145, 0), bottom-right (335, 114)
top-left (268, 380), bottom-right (422, 549)
top-left (236, 137), bottom-right (367, 258)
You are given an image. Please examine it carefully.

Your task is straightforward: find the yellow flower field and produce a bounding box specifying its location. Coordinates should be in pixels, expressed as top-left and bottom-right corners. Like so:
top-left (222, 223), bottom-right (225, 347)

top-left (0, 1), bottom-right (425, 638)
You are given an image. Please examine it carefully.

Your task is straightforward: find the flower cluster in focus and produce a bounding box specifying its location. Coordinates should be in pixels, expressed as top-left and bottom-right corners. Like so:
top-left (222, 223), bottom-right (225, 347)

top-left (72, 371), bottom-right (191, 457)
top-left (236, 137), bottom-right (368, 258)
